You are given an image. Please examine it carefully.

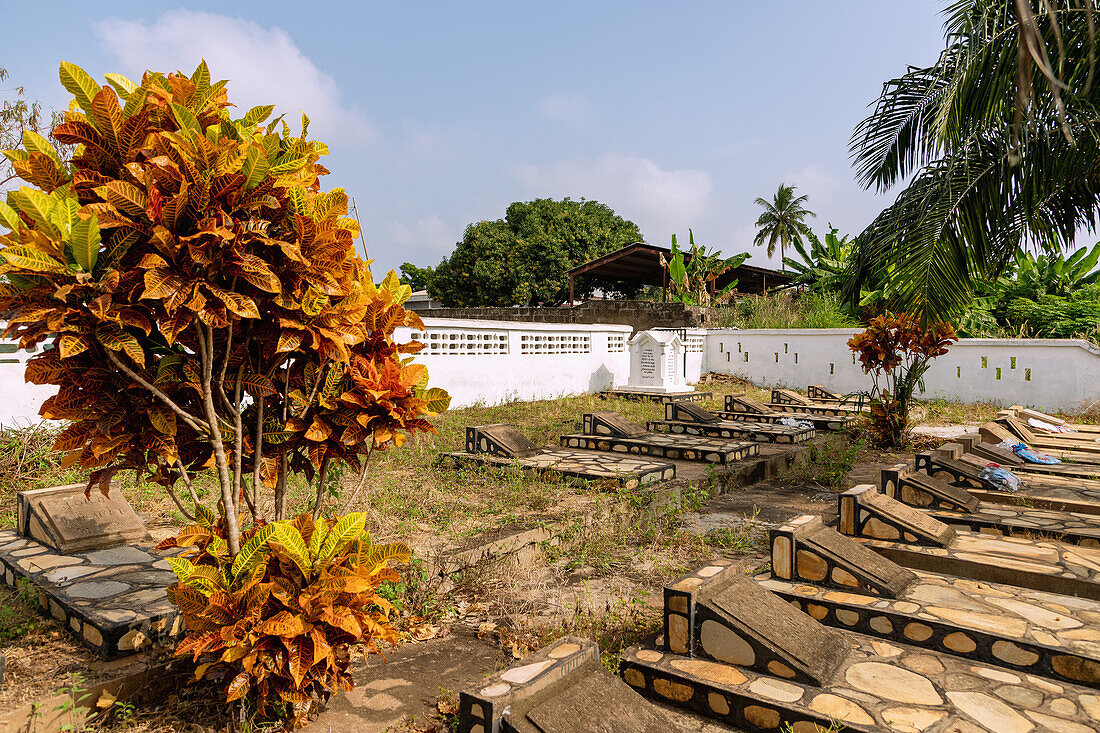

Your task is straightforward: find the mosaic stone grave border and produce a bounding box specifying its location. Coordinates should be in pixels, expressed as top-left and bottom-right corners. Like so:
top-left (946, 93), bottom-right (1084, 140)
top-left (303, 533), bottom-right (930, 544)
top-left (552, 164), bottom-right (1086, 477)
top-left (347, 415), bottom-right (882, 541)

top-left (716, 407), bottom-right (850, 432)
top-left (599, 389), bottom-right (712, 404)
top-left (0, 529), bottom-right (182, 659)
top-left (915, 445), bottom-right (1100, 514)
top-left (765, 515), bottom-right (1100, 689)
top-left (882, 465), bottom-right (1100, 547)
top-left (458, 636), bottom-right (597, 732)
top-left (559, 431), bottom-right (757, 465)
top-left (624, 560), bottom-right (1100, 732)
top-left (444, 449), bottom-right (675, 490)
top-left (958, 433), bottom-right (1100, 480)
top-left (806, 384), bottom-right (867, 409)
top-left (647, 420), bottom-right (815, 445)
top-left (768, 389), bottom-right (860, 416)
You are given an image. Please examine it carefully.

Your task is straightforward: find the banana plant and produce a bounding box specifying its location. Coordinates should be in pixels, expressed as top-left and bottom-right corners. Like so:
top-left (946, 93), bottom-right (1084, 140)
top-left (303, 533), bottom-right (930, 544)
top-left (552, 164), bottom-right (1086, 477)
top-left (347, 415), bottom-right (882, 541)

top-left (783, 224), bottom-right (852, 292)
top-left (660, 230), bottom-right (750, 306)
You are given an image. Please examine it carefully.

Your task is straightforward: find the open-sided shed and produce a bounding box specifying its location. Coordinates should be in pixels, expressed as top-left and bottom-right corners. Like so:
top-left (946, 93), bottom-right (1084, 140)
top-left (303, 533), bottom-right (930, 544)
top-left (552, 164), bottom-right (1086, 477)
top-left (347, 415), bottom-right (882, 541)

top-left (565, 242), bottom-right (793, 302)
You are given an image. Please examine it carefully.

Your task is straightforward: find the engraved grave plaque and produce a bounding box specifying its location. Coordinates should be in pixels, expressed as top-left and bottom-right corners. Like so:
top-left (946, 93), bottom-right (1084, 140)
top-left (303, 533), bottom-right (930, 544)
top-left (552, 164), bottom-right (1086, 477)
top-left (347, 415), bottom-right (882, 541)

top-left (17, 483), bottom-right (150, 554)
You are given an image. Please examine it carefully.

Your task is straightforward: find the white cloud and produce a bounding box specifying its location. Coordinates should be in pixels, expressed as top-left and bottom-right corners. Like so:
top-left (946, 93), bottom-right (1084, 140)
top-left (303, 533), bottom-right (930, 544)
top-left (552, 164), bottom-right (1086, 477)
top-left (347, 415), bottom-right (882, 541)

top-left (386, 215), bottom-right (456, 261)
top-left (514, 153), bottom-right (713, 243)
top-left (783, 164), bottom-right (841, 214)
top-left (94, 10), bottom-right (372, 146)
top-left (537, 92), bottom-right (590, 126)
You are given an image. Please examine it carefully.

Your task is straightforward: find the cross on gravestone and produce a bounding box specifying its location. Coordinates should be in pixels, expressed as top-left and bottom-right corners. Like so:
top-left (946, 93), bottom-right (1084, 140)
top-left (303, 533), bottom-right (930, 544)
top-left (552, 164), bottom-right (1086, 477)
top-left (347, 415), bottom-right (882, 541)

top-left (17, 483), bottom-right (150, 554)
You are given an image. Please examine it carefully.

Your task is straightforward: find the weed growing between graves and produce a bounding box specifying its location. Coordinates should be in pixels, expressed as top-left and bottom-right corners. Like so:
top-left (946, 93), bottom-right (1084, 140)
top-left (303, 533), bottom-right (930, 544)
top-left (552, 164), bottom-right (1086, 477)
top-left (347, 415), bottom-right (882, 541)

top-left (781, 433), bottom-right (865, 492)
top-left (0, 578), bottom-right (42, 642)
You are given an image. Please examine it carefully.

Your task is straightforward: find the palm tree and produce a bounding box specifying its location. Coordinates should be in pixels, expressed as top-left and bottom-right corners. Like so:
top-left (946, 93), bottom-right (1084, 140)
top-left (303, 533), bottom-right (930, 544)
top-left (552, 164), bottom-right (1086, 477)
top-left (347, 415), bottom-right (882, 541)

top-left (847, 0), bottom-right (1100, 322)
top-left (753, 183), bottom-right (815, 271)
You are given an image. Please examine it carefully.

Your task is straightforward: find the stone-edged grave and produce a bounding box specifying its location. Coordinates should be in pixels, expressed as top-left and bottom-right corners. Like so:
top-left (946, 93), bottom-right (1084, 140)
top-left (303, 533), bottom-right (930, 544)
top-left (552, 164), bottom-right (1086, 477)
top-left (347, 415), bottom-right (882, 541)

top-left (767, 388), bottom-right (860, 417)
top-left (762, 514), bottom-right (1100, 689)
top-left (18, 483), bottom-right (150, 554)
top-left (0, 527), bottom-right (183, 659)
top-left (916, 444), bottom-right (1100, 514)
top-left (719, 394), bottom-right (854, 432)
top-left (458, 636), bottom-right (686, 732)
top-left (960, 432), bottom-right (1100, 480)
top-left (558, 412), bottom-right (759, 465)
top-left (648, 402), bottom-right (816, 445)
top-left (447, 423), bottom-right (676, 490)
top-left (882, 463), bottom-right (1100, 547)
top-left (838, 485), bottom-right (1100, 600)
top-left (622, 560), bottom-right (1100, 732)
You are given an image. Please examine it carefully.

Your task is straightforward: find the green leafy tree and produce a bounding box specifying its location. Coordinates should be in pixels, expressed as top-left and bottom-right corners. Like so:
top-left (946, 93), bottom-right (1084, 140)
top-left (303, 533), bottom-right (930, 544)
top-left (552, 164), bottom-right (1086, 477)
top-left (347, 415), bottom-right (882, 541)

top-left (848, 0), bottom-right (1100, 321)
top-left (753, 183), bottom-right (815, 270)
top-left (410, 198), bottom-right (643, 306)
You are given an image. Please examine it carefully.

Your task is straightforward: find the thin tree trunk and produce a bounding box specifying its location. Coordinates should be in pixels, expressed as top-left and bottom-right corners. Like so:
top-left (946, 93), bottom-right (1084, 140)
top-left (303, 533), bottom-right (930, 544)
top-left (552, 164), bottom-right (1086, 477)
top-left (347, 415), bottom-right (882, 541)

top-left (196, 322), bottom-right (241, 556)
top-left (251, 395), bottom-right (264, 520)
top-left (275, 455), bottom-right (288, 521)
top-left (174, 457), bottom-right (201, 510)
top-left (339, 446), bottom-right (374, 514)
top-left (311, 452), bottom-right (332, 520)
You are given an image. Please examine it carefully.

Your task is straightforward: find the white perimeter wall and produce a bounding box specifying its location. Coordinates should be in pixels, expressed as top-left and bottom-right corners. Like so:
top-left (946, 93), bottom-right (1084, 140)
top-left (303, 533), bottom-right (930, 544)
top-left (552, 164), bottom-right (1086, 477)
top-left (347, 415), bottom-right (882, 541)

top-left (4, 321), bottom-right (1099, 424)
top-left (705, 328), bottom-right (1100, 412)
top-left (395, 318), bottom-right (633, 408)
top-left (0, 338), bottom-right (57, 428)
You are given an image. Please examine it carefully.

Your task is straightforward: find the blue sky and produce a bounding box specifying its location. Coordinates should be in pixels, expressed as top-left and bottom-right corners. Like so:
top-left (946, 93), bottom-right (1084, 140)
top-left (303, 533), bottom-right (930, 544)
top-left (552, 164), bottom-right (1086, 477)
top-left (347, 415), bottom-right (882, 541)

top-left (4, 2), bottom-right (947, 276)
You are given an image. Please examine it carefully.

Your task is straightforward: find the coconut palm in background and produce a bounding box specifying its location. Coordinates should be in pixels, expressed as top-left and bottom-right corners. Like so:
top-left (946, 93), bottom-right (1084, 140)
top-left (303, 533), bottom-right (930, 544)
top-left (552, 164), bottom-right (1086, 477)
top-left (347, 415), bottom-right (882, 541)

top-left (753, 183), bottom-right (815, 271)
top-left (847, 0), bottom-right (1100, 322)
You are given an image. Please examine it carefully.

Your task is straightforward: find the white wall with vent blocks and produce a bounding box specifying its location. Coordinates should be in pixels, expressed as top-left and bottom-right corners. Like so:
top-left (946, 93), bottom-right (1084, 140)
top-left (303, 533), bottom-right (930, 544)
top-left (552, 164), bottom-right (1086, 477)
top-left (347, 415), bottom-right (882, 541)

top-left (704, 329), bottom-right (1100, 412)
top-left (396, 319), bottom-right (631, 408)
top-left (0, 337), bottom-right (59, 427)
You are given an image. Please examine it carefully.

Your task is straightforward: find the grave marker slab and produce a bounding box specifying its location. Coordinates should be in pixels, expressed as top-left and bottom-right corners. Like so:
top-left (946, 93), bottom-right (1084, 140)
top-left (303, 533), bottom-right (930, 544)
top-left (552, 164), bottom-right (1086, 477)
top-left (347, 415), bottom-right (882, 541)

top-left (17, 483), bottom-right (150, 554)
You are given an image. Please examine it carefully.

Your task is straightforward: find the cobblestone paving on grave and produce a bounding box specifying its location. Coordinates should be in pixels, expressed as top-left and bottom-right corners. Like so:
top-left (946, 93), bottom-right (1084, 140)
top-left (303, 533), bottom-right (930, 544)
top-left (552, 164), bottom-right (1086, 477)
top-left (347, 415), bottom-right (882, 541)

top-left (600, 389), bottom-right (712, 404)
top-left (648, 419), bottom-right (815, 444)
top-left (925, 502), bottom-right (1100, 546)
top-left (0, 529), bottom-right (182, 658)
top-left (559, 432), bottom-right (757, 465)
top-left (716, 409), bottom-right (851, 432)
top-left (919, 450), bottom-right (1100, 510)
top-left (445, 449), bottom-right (675, 489)
top-left (854, 530), bottom-right (1100, 600)
top-left (621, 561), bottom-right (1100, 732)
top-left (757, 571), bottom-right (1100, 689)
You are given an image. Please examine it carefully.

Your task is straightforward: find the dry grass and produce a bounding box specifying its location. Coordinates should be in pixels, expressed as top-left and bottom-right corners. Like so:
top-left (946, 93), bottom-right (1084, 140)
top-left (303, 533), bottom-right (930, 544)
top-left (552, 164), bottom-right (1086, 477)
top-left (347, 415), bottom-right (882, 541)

top-left (0, 379), bottom-right (1019, 731)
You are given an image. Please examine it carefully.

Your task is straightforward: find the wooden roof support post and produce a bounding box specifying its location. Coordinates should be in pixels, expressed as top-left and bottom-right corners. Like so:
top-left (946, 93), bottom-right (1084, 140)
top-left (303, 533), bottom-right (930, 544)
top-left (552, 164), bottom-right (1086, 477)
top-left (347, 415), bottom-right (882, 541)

top-left (569, 273), bottom-right (575, 307)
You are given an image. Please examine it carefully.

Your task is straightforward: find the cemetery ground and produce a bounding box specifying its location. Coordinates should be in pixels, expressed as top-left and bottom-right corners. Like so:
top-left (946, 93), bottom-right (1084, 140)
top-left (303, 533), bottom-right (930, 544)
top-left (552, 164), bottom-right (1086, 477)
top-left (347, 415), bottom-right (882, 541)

top-left (0, 379), bottom-right (1096, 732)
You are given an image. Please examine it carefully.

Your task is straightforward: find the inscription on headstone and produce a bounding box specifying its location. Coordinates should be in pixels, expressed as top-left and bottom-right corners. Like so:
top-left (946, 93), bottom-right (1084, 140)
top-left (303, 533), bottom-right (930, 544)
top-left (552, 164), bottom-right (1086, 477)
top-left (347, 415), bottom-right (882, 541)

top-left (639, 348), bottom-right (655, 378)
top-left (17, 483), bottom-right (150, 554)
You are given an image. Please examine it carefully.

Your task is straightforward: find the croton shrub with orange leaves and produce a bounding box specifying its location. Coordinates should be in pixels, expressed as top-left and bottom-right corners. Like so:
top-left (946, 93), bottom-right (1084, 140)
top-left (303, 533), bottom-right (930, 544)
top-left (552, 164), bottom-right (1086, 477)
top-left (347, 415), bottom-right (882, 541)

top-left (0, 60), bottom-right (448, 722)
top-left (847, 313), bottom-right (957, 447)
top-left (161, 507), bottom-right (409, 725)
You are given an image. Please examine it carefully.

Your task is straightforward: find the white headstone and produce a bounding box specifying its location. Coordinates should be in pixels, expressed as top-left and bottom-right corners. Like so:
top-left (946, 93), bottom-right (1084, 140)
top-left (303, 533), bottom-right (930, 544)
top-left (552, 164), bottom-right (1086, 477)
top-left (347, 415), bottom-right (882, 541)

top-left (622, 330), bottom-right (687, 393)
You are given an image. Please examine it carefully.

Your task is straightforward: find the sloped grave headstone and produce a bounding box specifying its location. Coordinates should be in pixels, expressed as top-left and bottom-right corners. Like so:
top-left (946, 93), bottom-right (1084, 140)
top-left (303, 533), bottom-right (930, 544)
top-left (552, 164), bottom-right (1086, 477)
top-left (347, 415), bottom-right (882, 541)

top-left (18, 483), bottom-right (150, 554)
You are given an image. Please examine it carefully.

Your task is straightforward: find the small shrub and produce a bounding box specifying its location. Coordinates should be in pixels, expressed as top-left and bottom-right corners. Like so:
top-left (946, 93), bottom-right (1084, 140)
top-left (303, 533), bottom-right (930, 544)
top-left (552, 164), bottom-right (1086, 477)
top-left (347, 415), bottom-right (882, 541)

top-left (161, 507), bottom-right (409, 727)
top-left (787, 435), bottom-right (864, 491)
top-left (848, 314), bottom-right (956, 448)
top-left (710, 291), bottom-right (856, 329)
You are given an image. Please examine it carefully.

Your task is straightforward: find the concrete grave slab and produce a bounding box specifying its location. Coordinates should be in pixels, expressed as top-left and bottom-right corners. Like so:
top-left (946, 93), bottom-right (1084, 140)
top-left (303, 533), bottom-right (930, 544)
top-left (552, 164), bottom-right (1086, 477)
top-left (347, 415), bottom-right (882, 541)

top-left (666, 401), bottom-right (723, 425)
top-left (0, 528), bottom-right (182, 659)
top-left (17, 483), bottom-right (150, 554)
top-left (719, 394), bottom-right (853, 432)
top-left (839, 485), bottom-right (957, 547)
top-left (962, 432), bottom-right (1100, 480)
top-left (769, 388), bottom-right (861, 416)
top-left (883, 464), bottom-right (1100, 547)
top-left (917, 445), bottom-right (1100, 514)
top-left (624, 561), bottom-right (1100, 732)
top-left (770, 515), bottom-right (917, 598)
top-left (599, 389), bottom-right (712, 404)
top-left (765, 514), bottom-right (1100, 688)
top-left (466, 424), bottom-right (541, 458)
top-left (648, 418), bottom-right (815, 445)
top-left (561, 413), bottom-right (758, 465)
top-left (837, 488), bottom-right (1100, 600)
top-left (446, 448), bottom-right (675, 491)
